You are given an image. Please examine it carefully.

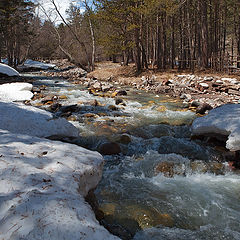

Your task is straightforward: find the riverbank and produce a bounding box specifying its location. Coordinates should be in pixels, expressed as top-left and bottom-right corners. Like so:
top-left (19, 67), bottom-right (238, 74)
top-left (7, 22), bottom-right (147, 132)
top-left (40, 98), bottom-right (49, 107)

top-left (41, 60), bottom-right (240, 111)
top-left (0, 81), bottom-right (119, 240)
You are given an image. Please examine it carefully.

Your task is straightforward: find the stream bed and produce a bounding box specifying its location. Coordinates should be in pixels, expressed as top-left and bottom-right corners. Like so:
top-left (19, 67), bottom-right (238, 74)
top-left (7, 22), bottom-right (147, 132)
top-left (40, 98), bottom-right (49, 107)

top-left (30, 74), bottom-right (240, 240)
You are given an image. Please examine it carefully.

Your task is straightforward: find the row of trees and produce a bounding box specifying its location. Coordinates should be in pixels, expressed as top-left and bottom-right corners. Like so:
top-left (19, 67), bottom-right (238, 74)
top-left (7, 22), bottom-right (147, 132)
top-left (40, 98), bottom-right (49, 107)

top-left (1, 0), bottom-right (240, 72)
top-left (0, 0), bottom-right (35, 66)
top-left (95, 0), bottom-right (240, 71)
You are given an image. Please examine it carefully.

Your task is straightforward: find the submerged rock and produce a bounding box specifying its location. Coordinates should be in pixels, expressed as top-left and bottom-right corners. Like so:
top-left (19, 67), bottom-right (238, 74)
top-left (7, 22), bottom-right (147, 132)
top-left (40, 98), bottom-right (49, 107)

top-left (117, 134), bottom-right (132, 145)
top-left (156, 105), bottom-right (167, 112)
top-left (116, 90), bottom-right (127, 96)
top-left (155, 162), bottom-right (175, 178)
top-left (60, 104), bottom-right (79, 113)
top-left (115, 98), bottom-right (123, 105)
top-left (196, 103), bottom-right (213, 115)
top-left (108, 105), bottom-right (118, 111)
top-left (99, 142), bottom-right (121, 155)
top-left (89, 99), bottom-right (100, 107)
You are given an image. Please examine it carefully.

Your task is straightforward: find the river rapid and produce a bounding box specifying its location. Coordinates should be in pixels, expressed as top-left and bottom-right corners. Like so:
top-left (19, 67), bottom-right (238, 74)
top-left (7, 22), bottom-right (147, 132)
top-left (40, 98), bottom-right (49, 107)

top-left (30, 75), bottom-right (240, 240)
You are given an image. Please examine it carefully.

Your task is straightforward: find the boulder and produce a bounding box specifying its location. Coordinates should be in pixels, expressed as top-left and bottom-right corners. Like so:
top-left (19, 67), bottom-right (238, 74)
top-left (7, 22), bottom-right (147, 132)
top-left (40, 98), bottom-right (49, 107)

top-left (99, 142), bottom-right (121, 155)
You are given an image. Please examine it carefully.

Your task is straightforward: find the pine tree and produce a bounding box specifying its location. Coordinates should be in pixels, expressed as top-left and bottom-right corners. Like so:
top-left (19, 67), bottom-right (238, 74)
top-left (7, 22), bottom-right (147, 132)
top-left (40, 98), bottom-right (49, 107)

top-left (0, 0), bottom-right (35, 66)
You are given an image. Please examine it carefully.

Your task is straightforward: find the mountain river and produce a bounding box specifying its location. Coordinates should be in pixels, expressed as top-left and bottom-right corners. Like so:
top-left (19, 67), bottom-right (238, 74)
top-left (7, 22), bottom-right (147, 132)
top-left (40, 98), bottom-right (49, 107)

top-left (30, 74), bottom-right (240, 240)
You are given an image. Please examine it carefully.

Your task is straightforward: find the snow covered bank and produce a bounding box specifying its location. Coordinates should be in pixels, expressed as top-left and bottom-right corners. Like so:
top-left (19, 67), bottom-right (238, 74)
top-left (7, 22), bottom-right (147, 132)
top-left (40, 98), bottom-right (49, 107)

top-left (0, 63), bottom-right (19, 76)
top-left (0, 82), bottom-right (33, 101)
top-left (0, 80), bottom-right (118, 239)
top-left (0, 130), bottom-right (119, 240)
top-left (0, 83), bottom-right (78, 137)
top-left (192, 104), bottom-right (240, 151)
top-left (0, 101), bottom-right (79, 138)
top-left (18, 59), bottom-right (56, 71)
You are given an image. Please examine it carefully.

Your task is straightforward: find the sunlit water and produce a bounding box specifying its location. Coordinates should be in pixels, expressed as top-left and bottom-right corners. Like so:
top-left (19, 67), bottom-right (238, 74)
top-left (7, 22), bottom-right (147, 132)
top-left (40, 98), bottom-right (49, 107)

top-left (31, 75), bottom-right (240, 240)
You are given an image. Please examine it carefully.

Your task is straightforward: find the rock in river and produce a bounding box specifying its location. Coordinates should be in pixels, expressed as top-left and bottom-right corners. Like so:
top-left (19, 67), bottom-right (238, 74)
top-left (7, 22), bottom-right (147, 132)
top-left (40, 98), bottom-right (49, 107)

top-left (99, 142), bottom-right (121, 155)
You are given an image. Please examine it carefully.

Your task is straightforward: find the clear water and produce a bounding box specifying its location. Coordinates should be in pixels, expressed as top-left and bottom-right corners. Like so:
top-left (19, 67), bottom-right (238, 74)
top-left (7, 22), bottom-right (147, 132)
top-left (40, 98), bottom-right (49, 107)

top-left (31, 76), bottom-right (240, 240)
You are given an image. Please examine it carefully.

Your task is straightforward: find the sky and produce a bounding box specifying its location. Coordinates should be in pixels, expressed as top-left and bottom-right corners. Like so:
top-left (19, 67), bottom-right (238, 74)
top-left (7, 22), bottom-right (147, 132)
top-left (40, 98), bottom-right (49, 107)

top-left (37, 0), bottom-right (81, 23)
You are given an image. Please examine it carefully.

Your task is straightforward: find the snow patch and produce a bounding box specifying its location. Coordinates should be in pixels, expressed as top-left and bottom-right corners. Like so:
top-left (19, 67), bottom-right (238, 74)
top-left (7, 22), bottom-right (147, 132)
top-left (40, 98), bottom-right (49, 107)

top-left (19, 59), bottom-right (56, 70)
top-left (0, 82), bottom-right (33, 102)
top-left (0, 130), bottom-right (119, 240)
top-left (0, 101), bottom-right (79, 138)
top-left (192, 104), bottom-right (240, 151)
top-left (0, 63), bottom-right (20, 76)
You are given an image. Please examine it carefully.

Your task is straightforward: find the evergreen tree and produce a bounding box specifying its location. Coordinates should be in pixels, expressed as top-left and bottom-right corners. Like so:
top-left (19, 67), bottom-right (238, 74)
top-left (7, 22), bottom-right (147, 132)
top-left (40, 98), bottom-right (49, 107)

top-left (0, 0), bottom-right (35, 66)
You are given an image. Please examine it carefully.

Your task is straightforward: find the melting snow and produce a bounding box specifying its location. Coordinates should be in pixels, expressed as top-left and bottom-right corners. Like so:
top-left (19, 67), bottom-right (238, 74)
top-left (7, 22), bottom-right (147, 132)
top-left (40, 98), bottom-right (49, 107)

top-left (192, 104), bottom-right (240, 151)
top-left (0, 63), bottom-right (19, 76)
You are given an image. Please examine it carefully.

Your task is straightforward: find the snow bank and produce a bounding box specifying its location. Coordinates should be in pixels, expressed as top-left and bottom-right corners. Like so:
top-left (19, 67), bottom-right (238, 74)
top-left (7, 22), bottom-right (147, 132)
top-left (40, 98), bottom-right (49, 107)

top-left (0, 130), bottom-right (119, 240)
top-left (19, 59), bottom-right (56, 71)
top-left (0, 82), bottom-right (33, 101)
top-left (0, 63), bottom-right (19, 76)
top-left (192, 104), bottom-right (240, 151)
top-left (0, 101), bottom-right (79, 138)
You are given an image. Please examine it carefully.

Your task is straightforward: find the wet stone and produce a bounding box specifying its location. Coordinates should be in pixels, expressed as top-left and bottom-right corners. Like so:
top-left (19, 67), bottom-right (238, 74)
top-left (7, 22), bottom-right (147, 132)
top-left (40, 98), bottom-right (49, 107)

top-left (116, 90), bottom-right (127, 96)
top-left (67, 115), bottom-right (77, 121)
top-left (58, 95), bottom-right (68, 100)
top-left (41, 95), bottom-right (55, 103)
top-left (50, 103), bottom-right (62, 112)
top-left (116, 134), bottom-right (131, 145)
top-left (60, 104), bottom-right (79, 113)
top-left (84, 113), bottom-right (98, 118)
top-left (196, 103), bottom-right (213, 115)
top-left (108, 105), bottom-right (118, 111)
top-left (115, 98), bottom-right (123, 105)
top-left (89, 99), bottom-right (99, 107)
top-left (154, 162), bottom-right (175, 178)
top-left (98, 142), bottom-right (121, 155)
top-left (156, 105), bottom-right (167, 112)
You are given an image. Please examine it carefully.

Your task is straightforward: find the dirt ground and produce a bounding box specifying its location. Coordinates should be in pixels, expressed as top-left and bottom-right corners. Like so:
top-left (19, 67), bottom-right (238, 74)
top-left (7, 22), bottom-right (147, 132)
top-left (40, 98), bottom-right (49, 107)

top-left (87, 61), bottom-right (240, 85)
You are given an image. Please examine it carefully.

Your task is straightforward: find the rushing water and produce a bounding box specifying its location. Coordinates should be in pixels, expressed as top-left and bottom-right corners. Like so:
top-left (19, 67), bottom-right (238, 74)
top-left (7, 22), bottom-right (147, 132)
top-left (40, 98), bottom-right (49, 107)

top-left (31, 75), bottom-right (240, 240)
